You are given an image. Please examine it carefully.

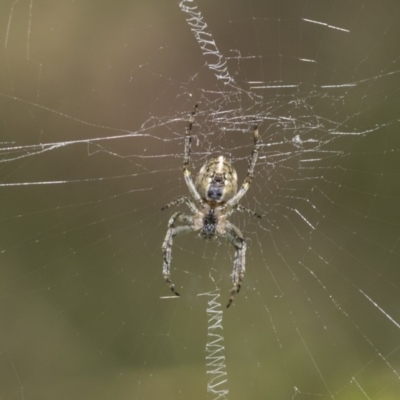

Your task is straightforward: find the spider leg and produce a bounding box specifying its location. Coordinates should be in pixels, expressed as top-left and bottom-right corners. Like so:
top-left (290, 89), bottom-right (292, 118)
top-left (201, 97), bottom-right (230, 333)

top-left (223, 222), bottom-right (247, 308)
top-left (236, 204), bottom-right (262, 219)
top-left (162, 212), bottom-right (194, 296)
top-left (161, 196), bottom-right (198, 214)
top-left (183, 104), bottom-right (204, 207)
top-left (225, 124), bottom-right (260, 210)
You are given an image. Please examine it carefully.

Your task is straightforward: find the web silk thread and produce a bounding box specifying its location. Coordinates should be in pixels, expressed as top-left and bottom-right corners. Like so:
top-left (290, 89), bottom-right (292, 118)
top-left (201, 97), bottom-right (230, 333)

top-left (179, 0), bottom-right (234, 85)
top-left (204, 291), bottom-right (229, 399)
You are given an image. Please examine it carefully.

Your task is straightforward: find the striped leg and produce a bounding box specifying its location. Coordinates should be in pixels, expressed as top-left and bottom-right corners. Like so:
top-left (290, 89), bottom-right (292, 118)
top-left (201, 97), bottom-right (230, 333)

top-left (224, 222), bottom-right (247, 308)
top-left (162, 212), bottom-right (194, 296)
top-left (225, 124), bottom-right (260, 209)
top-left (182, 104), bottom-right (204, 206)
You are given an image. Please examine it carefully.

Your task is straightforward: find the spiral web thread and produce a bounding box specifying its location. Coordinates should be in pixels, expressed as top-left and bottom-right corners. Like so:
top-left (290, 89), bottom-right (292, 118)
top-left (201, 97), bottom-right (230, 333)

top-left (199, 290), bottom-right (229, 399)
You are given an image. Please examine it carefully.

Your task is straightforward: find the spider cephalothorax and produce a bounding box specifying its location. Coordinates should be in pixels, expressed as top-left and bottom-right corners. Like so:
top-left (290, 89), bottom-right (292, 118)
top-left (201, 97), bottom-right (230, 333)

top-left (201, 209), bottom-right (218, 239)
top-left (161, 105), bottom-right (261, 307)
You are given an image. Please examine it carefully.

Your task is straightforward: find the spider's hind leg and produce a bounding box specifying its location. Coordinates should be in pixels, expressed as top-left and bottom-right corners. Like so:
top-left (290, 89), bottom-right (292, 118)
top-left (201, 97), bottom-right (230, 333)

top-left (224, 222), bottom-right (247, 308)
top-left (162, 212), bottom-right (194, 297)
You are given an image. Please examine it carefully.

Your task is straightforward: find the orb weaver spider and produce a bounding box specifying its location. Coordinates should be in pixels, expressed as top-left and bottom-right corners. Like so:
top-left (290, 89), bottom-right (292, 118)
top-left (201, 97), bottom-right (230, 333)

top-left (161, 105), bottom-right (261, 307)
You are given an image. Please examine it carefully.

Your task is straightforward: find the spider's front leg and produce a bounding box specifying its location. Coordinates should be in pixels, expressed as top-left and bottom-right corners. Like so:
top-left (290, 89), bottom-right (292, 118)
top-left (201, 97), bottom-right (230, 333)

top-left (162, 212), bottom-right (194, 297)
top-left (224, 222), bottom-right (247, 308)
top-left (225, 124), bottom-right (261, 210)
top-left (183, 104), bottom-right (204, 207)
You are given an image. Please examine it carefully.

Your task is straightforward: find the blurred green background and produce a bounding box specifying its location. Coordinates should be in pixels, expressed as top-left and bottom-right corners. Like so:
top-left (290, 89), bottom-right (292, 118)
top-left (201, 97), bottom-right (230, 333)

top-left (0, 1), bottom-right (399, 399)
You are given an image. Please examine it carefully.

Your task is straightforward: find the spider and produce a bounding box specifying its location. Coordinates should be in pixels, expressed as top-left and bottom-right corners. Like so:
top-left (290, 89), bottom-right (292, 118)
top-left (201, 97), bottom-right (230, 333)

top-left (161, 104), bottom-right (261, 307)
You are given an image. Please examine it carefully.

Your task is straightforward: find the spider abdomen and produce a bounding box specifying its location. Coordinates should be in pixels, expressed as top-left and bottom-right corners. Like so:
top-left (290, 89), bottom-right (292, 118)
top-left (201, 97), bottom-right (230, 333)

top-left (207, 181), bottom-right (224, 201)
top-left (195, 156), bottom-right (238, 204)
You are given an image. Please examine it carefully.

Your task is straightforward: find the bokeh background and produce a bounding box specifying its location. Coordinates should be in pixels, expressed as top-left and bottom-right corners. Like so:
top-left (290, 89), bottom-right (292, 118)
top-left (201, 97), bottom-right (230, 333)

top-left (0, 1), bottom-right (399, 399)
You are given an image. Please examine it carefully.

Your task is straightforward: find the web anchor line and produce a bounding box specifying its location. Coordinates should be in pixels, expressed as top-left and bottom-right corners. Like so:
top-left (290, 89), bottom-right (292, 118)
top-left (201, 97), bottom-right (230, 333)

top-left (199, 290), bottom-right (229, 399)
top-left (179, 0), bottom-right (234, 85)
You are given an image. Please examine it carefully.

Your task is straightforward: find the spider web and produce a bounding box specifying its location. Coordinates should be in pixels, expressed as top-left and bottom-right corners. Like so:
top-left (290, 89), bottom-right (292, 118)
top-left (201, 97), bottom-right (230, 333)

top-left (0, 1), bottom-right (399, 399)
